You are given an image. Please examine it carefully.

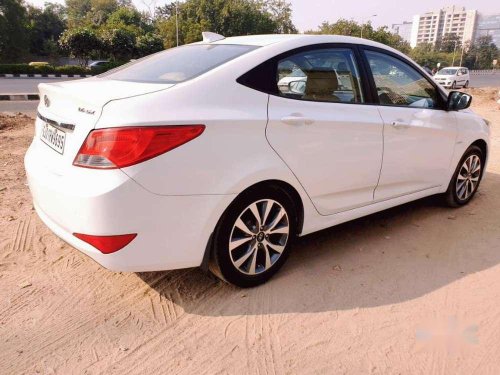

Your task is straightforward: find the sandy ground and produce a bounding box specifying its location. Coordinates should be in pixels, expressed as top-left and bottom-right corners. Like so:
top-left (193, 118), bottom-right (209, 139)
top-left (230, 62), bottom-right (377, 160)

top-left (1, 89), bottom-right (500, 375)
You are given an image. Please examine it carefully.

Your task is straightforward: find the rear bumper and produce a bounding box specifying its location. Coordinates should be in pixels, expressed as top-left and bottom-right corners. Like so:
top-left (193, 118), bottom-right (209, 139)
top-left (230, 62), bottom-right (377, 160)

top-left (25, 142), bottom-right (235, 272)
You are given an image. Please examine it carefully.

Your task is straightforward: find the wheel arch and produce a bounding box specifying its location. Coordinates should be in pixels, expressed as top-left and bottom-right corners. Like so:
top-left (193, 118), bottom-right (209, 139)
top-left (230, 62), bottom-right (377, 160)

top-left (239, 179), bottom-right (305, 235)
top-left (200, 179), bottom-right (305, 272)
top-left (471, 139), bottom-right (488, 163)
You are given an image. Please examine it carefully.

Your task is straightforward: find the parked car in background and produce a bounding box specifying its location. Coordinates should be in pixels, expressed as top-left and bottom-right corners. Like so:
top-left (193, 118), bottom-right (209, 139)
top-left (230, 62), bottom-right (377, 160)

top-left (89, 60), bottom-right (109, 70)
top-left (28, 62), bottom-right (50, 67)
top-left (277, 68), bottom-right (306, 93)
top-left (434, 67), bottom-right (470, 89)
top-left (26, 34), bottom-right (489, 287)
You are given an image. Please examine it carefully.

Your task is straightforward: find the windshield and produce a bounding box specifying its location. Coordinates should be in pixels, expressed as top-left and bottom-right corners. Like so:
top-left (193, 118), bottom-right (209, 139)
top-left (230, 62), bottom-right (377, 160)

top-left (99, 44), bottom-right (258, 83)
top-left (438, 68), bottom-right (458, 75)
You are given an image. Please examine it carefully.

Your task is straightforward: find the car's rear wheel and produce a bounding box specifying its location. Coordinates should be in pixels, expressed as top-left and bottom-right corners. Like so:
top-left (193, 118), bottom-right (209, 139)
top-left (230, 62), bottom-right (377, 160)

top-left (444, 145), bottom-right (484, 207)
top-left (209, 187), bottom-right (296, 287)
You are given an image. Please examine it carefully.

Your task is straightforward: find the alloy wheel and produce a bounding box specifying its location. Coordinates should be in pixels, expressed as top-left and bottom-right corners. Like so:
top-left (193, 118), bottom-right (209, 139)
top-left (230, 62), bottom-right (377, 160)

top-left (228, 199), bottom-right (289, 275)
top-left (456, 154), bottom-right (481, 201)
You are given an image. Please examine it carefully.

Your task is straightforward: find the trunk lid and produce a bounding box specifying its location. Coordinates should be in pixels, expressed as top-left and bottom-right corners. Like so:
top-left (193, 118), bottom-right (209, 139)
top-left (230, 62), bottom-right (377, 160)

top-left (33, 78), bottom-right (173, 175)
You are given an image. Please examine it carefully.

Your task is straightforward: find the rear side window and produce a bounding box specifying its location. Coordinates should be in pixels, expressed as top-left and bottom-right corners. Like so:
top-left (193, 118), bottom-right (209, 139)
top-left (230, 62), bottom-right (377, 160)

top-left (100, 44), bottom-right (257, 83)
top-left (276, 48), bottom-right (364, 103)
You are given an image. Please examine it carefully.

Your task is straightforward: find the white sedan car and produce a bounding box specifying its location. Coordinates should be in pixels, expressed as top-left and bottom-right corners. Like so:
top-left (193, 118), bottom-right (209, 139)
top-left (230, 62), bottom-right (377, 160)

top-left (25, 34), bottom-right (489, 287)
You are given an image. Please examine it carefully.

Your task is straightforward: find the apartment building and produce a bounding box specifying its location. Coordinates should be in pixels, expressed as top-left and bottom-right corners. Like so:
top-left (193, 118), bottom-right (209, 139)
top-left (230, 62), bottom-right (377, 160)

top-left (409, 6), bottom-right (477, 48)
top-left (475, 13), bottom-right (500, 47)
top-left (391, 21), bottom-right (413, 43)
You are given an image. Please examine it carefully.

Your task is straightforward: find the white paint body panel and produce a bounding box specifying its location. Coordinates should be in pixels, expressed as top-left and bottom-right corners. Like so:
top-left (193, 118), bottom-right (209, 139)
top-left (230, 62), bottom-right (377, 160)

top-left (374, 106), bottom-right (458, 200)
top-left (267, 96), bottom-right (384, 214)
top-left (24, 34), bottom-right (490, 272)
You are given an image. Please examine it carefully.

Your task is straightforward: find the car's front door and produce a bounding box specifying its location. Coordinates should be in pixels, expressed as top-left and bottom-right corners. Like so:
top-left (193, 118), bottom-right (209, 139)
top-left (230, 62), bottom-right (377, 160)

top-left (266, 46), bottom-right (384, 215)
top-left (362, 49), bottom-right (458, 201)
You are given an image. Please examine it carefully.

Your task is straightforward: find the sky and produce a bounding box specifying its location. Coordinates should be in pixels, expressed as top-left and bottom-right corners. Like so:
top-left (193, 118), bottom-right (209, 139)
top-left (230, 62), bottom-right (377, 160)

top-left (27, 0), bottom-right (500, 32)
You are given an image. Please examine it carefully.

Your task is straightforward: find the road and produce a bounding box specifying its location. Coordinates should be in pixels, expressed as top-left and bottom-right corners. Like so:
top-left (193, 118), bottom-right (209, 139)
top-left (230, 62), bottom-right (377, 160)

top-left (1, 74), bottom-right (499, 117)
top-left (0, 100), bottom-right (38, 117)
top-left (470, 73), bottom-right (500, 88)
top-left (0, 77), bottom-right (81, 94)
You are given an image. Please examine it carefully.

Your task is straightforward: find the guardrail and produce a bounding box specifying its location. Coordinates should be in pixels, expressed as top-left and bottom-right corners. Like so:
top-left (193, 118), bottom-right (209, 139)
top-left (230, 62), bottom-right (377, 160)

top-left (470, 70), bottom-right (498, 75)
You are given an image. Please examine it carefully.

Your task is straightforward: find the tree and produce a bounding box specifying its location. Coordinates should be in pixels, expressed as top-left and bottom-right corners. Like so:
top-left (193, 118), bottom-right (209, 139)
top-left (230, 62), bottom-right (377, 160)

top-left (136, 33), bottom-right (163, 56)
top-left (89, 0), bottom-right (120, 26)
top-left (155, 0), bottom-right (291, 48)
top-left (463, 35), bottom-right (499, 69)
top-left (101, 28), bottom-right (136, 60)
top-left (65, 0), bottom-right (91, 28)
top-left (307, 19), bottom-right (410, 53)
top-left (106, 6), bottom-right (150, 35)
top-left (0, 0), bottom-right (29, 62)
top-left (26, 3), bottom-right (66, 57)
top-left (258, 0), bottom-right (296, 34)
top-left (437, 33), bottom-right (461, 53)
top-left (59, 27), bottom-right (102, 66)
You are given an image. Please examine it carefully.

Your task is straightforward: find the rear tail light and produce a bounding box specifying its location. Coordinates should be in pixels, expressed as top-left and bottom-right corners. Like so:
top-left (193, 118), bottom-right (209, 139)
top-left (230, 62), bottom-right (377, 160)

top-left (74, 233), bottom-right (137, 254)
top-left (73, 125), bottom-right (205, 169)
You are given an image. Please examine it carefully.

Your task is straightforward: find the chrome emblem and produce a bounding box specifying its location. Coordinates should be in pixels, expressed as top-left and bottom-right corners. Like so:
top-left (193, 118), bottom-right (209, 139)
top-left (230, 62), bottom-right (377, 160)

top-left (43, 95), bottom-right (50, 107)
top-left (78, 107), bottom-right (95, 115)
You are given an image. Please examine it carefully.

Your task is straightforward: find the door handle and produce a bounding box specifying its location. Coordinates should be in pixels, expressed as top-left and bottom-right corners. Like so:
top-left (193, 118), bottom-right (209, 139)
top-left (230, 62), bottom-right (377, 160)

top-left (391, 121), bottom-right (410, 129)
top-left (281, 114), bottom-right (315, 126)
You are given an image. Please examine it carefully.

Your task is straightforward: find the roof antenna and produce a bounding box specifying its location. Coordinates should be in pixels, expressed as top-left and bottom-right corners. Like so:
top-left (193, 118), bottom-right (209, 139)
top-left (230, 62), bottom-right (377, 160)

top-left (202, 32), bottom-right (225, 43)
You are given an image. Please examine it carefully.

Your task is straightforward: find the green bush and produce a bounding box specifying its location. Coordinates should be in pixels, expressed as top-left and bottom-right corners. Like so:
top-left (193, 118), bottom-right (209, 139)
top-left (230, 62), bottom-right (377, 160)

top-left (0, 63), bottom-right (123, 75)
top-left (35, 64), bottom-right (56, 74)
top-left (54, 65), bottom-right (89, 75)
top-left (0, 64), bottom-right (36, 74)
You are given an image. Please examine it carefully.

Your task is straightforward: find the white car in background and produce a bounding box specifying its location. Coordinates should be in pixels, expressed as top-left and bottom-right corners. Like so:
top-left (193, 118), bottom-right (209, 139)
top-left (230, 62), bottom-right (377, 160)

top-left (25, 34), bottom-right (489, 287)
top-left (434, 67), bottom-right (470, 89)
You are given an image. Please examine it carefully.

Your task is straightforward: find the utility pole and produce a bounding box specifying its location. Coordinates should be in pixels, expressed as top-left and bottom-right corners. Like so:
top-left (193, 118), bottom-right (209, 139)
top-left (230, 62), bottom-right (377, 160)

top-left (452, 40), bottom-right (457, 66)
top-left (175, 1), bottom-right (179, 47)
top-left (459, 34), bottom-right (466, 67)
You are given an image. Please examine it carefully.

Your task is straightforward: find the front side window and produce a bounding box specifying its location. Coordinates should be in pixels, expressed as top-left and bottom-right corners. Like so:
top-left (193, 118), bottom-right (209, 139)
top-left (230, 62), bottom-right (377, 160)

top-left (99, 44), bottom-right (257, 83)
top-left (365, 50), bottom-right (438, 108)
top-left (276, 48), bottom-right (364, 103)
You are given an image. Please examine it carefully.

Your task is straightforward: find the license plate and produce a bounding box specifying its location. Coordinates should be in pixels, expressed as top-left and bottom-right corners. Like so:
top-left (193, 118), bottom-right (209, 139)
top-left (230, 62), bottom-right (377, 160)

top-left (40, 122), bottom-right (66, 154)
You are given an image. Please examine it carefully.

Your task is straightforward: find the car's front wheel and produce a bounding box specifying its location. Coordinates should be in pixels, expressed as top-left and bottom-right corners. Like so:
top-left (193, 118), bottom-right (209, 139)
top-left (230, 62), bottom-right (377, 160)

top-left (209, 187), bottom-right (296, 287)
top-left (444, 145), bottom-right (484, 207)
top-left (451, 81), bottom-right (457, 89)
top-left (464, 80), bottom-right (469, 88)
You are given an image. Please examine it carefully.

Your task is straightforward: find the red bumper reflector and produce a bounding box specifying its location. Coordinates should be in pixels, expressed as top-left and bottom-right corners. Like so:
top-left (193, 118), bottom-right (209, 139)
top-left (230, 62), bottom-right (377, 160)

top-left (73, 233), bottom-right (137, 254)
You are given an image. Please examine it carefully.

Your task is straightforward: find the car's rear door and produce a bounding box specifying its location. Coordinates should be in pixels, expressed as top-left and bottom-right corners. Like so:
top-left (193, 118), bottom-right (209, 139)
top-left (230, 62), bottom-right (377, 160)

top-left (265, 45), bottom-right (384, 215)
top-left (360, 47), bottom-right (458, 200)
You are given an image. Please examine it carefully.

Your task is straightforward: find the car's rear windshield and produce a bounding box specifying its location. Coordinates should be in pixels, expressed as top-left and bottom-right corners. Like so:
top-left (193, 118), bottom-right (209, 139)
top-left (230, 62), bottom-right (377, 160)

top-left (99, 44), bottom-right (258, 83)
top-left (438, 68), bottom-right (458, 75)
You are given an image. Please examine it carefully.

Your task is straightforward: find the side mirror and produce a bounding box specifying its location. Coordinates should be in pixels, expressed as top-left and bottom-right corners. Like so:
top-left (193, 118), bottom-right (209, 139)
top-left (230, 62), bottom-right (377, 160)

top-left (447, 91), bottom-right (472, 111)
top-left (288, 80), bottom-right (305, 94)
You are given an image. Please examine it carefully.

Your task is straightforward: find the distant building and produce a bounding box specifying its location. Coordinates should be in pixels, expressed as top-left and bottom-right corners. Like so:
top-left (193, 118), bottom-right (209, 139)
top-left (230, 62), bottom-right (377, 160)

top-left (409, 6), bottom-right (477, 48)
top-left (475, 13), bottom-right (500, 47)
top-left (391, 22), bottom-right (413, 43)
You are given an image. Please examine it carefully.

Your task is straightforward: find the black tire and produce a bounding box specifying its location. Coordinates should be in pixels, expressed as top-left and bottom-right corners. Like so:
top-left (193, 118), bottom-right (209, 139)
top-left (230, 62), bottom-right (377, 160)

top-left (464, 80), bottom-right (469, 88)
top-left (444, 145), bottom-right (484, 207)
top-left (209, 186), bottom-right (297, 288)
top-left (451, 81), bottom-right (457, 89)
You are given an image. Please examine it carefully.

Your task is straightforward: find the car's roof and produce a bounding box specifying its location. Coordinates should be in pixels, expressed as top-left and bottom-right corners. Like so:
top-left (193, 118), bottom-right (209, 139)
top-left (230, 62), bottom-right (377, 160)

top-left (211, 33), bottom-right (394, 49)
top-left (442, 66), bottom-right (466, 69)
